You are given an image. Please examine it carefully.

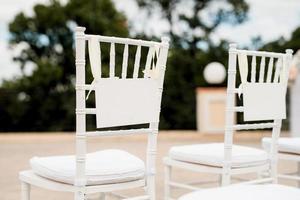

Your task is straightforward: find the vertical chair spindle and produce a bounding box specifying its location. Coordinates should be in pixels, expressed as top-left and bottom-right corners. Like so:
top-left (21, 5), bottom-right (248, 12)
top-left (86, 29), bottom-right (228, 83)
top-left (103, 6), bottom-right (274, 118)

top-left (110, 42), bottom-right (115, 78)
top-left (266, 57), bottom-right (274, 83)
top-left (121, 44), bottom-right (129, 79)
top-left (259, 56), bottom-right (266, 82)
top-left (144, 46), bottom-right (155, 77)
top-left (133, 45), bottom-right (141, 78)
top-left (251, 56), bottom-right (256, 82)
top-left (273, 58), bottom-right (282, 83)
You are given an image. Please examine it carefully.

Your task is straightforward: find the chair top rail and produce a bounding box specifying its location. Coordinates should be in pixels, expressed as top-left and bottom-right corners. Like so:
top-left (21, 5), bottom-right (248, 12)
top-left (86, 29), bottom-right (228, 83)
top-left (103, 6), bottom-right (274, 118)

top-left (85, 34), bottom-right (161, 47)
top-left (86, 128), bottom-right (154, 137)
top-left (236, 49), bottom-right (285, 58)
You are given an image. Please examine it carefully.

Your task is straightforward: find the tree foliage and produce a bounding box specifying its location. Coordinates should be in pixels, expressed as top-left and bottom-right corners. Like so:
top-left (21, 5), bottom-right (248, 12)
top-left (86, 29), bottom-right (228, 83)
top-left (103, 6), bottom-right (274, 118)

top-left (1, 0), bottom-right (128, 131)
top-left (138, 0), bottom-right (249, 129)
top-left (0, 0), bottom-right (250, 131)
top-left (261, 27), bottom-right (300, 53)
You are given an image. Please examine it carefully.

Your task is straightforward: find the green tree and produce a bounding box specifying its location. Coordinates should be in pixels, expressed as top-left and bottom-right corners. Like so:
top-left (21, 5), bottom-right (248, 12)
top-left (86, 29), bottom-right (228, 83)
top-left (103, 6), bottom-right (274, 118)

top-left (0, 0), bottom-right (128, 131)
top-left (261, 27), bottom-right (300, 53)
top-left (138, 0), bottom-right (249, 129)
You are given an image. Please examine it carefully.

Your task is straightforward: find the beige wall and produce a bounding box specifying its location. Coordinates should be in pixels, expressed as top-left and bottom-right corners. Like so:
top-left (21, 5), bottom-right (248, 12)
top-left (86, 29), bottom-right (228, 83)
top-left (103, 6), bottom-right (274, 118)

top-left (196, 87), bottom-right (230, 134)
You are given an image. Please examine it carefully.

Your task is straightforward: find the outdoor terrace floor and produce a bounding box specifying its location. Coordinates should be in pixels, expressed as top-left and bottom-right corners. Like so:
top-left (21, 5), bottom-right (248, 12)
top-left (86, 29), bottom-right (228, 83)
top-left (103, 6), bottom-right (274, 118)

top-left (0, 131), bottom-right (298, 200)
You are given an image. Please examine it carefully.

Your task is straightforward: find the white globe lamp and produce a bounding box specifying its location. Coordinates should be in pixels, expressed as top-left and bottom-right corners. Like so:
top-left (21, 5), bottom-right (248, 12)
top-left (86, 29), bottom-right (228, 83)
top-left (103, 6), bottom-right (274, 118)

top-left (203, 62), bottom-right (226, 84)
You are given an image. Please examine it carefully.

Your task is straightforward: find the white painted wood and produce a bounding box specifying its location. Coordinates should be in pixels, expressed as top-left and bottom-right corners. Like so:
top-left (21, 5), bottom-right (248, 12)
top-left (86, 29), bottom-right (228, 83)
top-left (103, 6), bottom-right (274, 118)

top-left (273, 58), bottom-right (282, 83)
top-left (147, 37), bottom-right (169, 200)
top-left (145, 46), bottom-right (155, 77)
top-left (133, 45), bottom-right (141, 78)
top-left (266, 57), bottom-right (274, 83)
top-left (21, 182), bottom-right (30, 200)
top-left (18, 27), bottom-right (169, 200)
top-left (86, 128), bottom-right (152, 137)
top-left (232, 122), bottom-right (275, 130)
top-left (259, 56), bottom-right (266, 82)
top-left (164, 165), bottom-right (171, 200)
top-left (123, 195), bottom-right (150, 200)
top-left (237, 49), bottom-right (284, 58)
top-left (75, 27), bottom-right (87, 193)
top-left (122, 44), bottom-right (129, 79)
top-left (168, 181), bottom-right (200, 191)
top-left (163, 45), bottom-right (292, 199)
top-left (85, 34), bottom-right (161, 47)
top-left (109, 42), bottom-right (115, 78)
top-left (251, 56), bottom-right (256, 82)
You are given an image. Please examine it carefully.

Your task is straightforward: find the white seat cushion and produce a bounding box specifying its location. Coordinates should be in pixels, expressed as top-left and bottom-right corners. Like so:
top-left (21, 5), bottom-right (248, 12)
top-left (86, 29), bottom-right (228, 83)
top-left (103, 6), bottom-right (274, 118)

top-left (179, 184), bottom-right (300, 200)
top-left (262, 137), bottom-right (300, 154)
top-left (30, 149), bottom-right (145, 186)
top-left (169, 143), bottom-right (268, 168)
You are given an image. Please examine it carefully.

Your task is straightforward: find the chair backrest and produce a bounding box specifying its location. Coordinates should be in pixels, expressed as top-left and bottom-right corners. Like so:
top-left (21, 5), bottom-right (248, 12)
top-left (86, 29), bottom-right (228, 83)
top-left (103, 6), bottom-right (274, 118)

top-left (223, 44), bottom-right (293, 183)
top-left (74, 26), bottom-right (169, 187)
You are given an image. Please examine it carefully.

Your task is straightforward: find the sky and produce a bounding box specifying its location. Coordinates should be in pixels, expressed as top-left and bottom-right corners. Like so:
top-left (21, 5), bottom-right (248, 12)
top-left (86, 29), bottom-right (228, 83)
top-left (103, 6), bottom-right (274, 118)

top-left (0, 0), bottom-right (300, 82)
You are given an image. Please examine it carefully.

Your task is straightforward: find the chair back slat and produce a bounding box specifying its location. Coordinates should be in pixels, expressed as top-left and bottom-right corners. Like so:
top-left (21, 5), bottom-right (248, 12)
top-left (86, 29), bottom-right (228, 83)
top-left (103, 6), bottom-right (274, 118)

top-left (251, 56), bottom-right (256, 82)
top-left (88, 37), bottom-right (101, 78)
top-left (121, 44), bottom-right (129, 79)
top-left (259, 56), bottom-right (266, 82)
top-left (109, 42), bottom-right (115, 78)
top-left (273, 58), bottom-right (282, 83)
top-left (144, 46), bottom-right (155, 77)
top-left (266, 57), bottom-right (274, 83)
top-left (133, 45), bottom-right (141, 78)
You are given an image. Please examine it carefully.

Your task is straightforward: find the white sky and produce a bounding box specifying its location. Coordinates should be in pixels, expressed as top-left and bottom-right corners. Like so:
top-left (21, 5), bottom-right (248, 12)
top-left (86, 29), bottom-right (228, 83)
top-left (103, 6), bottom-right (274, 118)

top-left (0, 0), bottom-right (300, 82)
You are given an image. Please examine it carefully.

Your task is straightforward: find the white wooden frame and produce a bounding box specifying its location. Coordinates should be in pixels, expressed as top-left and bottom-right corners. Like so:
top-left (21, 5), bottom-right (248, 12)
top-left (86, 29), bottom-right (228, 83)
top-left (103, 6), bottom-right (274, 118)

top-left (19, 26), bottom-right (169, 200)
top-left (163, 44), bottom-right (293, 200)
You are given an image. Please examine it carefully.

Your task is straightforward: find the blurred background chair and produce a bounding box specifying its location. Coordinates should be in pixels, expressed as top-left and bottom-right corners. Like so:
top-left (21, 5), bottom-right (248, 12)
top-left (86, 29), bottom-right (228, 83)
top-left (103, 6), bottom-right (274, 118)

top-left (19, 26), bottom-right (169, 200)
top-left (163, 44), bottom-right (293, 200)
top-left (261, 50), bottom-right (300, 187)
top-left (262, 137), bottom-right (300, 186)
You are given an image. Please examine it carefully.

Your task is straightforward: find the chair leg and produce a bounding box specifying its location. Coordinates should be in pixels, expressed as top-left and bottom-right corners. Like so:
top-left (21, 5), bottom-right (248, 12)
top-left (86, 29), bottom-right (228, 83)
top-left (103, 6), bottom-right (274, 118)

top-left (74, 191), bottom-right (85, 200)
top-left (146, 171), bottom-right (156, 200)
top-left (164, 165), bottom-right (171, 200)
top-left (218, 174), bottom-right (222, 185)
top-left (297, 162), bottom-right (300, 187)
top-left (21, 182), bottom-right (30, 200)
top-left (257, 171), bottom-right (263, 179)
top-left (221, 173), bottom-right (231, 186)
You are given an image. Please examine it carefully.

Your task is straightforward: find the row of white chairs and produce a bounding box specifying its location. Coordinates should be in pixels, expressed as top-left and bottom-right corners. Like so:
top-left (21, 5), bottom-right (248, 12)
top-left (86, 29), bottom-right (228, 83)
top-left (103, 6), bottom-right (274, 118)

top-left (19, 27), bottom-right (300, 200)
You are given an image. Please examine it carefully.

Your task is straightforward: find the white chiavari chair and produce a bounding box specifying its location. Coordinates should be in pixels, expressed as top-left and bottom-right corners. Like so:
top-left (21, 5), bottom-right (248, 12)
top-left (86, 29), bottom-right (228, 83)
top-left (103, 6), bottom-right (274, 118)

top-left (19, 26), bottom-right (169, 200)
top-left (163, 44), bottom-right (293, 200)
